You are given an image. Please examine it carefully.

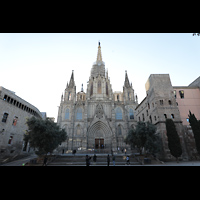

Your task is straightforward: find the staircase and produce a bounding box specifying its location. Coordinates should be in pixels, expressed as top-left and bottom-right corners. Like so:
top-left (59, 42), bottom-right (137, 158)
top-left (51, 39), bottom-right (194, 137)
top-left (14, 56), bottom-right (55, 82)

top-left (48, 154), bottom-right (141, 166)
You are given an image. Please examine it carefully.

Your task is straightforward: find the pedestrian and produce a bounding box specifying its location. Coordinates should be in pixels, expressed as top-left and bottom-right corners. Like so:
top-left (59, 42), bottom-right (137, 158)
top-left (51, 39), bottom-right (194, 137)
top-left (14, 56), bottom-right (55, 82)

top-left (112, 155), bottom-right (115, 166)
top-left (107, 154), bottom-right (110, 166)
top-left (43, 156), bottom-right (48, 166)
top-left (86, 155), bottom-right (91, 166)
top-left (126, 155), bottom-right (130, 165)
top-left (124, 148), bottom-right (126, 155)
top-left (93, 154), bottom-right (97, 164)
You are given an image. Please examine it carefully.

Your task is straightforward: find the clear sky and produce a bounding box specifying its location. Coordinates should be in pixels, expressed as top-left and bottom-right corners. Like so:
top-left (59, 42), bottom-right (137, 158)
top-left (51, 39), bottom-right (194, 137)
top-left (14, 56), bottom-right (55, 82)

top-left (0, 33), bottom-right (200, 122)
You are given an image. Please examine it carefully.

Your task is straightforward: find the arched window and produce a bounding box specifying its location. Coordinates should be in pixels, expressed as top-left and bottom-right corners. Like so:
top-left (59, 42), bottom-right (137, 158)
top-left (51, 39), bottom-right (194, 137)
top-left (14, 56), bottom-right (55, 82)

top-left (116, 107), bottom-right (122, 120)
top-left (117, 125), bottom-right (122, 135)
top-left (90, 82), bottom-right (93, 96)
top-left (65, 108), bottom-right (70, 120)
top-left (76, 108), bottom-right (82, 120)
top-left (68, 92), bottom-right (71, 100)
top-left (98, 81), bottom-right (101, 94)
top-left (76, 124), bottom-right (81, 136)
top-left (106, 82), bottom-right (108, 96)
top-left (129, 108), bottom-right (134, 119)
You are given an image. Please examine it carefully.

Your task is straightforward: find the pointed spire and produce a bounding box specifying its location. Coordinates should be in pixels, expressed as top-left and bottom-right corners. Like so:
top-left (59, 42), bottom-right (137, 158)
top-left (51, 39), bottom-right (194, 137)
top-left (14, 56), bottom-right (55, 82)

top-left (96, 41), bottom-right (102, 62)
top-left (81, 84), bottom-right (83, 92)
top-left (68, 70), bottom-right (75, 88)
top-left (124, 70), bottom-right (131, 88)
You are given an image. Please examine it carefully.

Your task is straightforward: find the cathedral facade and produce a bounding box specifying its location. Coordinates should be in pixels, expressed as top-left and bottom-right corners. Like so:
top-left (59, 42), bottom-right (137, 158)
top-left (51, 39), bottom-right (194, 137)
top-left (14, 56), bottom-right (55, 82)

top-left (57, 42), bottom-right (138, 152)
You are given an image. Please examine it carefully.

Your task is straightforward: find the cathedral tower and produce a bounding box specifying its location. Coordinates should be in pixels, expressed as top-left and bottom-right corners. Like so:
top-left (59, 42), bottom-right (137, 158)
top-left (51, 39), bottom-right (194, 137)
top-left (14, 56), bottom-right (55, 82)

top-left (87, 42), bottom-right (113, 101)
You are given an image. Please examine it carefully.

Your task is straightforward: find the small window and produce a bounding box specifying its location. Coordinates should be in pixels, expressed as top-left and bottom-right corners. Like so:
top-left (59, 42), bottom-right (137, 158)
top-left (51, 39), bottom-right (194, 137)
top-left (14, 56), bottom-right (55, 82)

top-left (12, 116), bottom-right (18, 126)
top-left (154, 116), bottom-right (157, 121)
top-left (8, 136), bottom-right (13, 144)
top-left (129, 109), bottom-right (134, 119)
top-left (149, 115), bottom-right (152, 123)
top-left (3, 95), bottom-right (7, 101)
top-left (171, 114), bottom-right (174, 119)
top-left (142, 113), bottom-right (145, 121)
top-left (174, 90), bottom-right (176, 98)
top-left (168, 100), bottom-right (172, 105)
top-left (2, 113), bottom-right (9, 123)
top-left (179, 90), bottom-right (184, 99)
top-left (160, 100), bottom-right (163, 105)
top-left (164, 114), bottom-right (167, 119)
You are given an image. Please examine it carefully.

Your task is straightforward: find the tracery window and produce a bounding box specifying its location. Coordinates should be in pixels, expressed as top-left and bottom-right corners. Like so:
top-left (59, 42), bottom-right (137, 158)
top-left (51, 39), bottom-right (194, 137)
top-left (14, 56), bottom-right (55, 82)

top-left (76, 108), bottom-right (82, 120)
top-left (115, 107), bottom-right (122, 120)
top-left (65, 108), bottom-right (70, 120)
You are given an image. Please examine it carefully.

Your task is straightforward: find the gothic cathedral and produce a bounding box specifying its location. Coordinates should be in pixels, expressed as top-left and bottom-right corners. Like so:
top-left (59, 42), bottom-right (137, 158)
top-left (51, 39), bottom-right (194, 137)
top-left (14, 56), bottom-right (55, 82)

top-left (57, 42), bottom-right (138, 152)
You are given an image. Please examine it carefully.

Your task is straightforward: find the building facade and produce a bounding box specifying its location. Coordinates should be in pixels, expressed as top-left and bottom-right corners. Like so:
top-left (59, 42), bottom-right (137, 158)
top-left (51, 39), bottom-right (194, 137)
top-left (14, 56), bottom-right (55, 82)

top-left (57, 42), bottom-right (138, 152)
top-left (135, 74), bottom-right (200, 160)
top-left (0, 86), bottom-right (42, 156)
top-left (57, 42), bottom-right (200, 160)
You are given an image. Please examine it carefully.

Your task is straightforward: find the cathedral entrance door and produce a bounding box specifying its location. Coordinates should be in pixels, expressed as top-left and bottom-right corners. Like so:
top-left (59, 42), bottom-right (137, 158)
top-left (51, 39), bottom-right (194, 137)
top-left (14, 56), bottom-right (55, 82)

top-left (95, 139), bottom-right (104, 149)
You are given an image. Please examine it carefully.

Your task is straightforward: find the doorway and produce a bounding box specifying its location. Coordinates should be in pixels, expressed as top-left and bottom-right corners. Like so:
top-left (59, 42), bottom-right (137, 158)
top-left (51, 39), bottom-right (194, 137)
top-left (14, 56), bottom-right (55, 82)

top-left (95, 139), bottom-right (104, 149)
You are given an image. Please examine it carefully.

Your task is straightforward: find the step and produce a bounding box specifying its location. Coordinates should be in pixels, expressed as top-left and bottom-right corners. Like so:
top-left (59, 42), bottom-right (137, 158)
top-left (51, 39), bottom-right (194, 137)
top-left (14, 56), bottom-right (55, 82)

top-left (48, 161), bottom-right (140, 166)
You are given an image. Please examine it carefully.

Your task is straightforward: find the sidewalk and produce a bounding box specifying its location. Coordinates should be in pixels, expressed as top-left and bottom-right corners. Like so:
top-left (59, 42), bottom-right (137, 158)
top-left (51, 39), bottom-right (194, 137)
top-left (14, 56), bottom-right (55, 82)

top-left (1, 154), bottom-right (37, 166)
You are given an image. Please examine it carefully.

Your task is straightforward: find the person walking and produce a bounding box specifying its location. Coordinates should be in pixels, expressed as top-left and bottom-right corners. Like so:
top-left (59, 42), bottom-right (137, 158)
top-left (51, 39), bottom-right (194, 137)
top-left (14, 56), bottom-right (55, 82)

top-left (43, 156), bottom-right (48, 166)
top-left (126, 155), bottom-right (130, 165)
top-left (112, 155), bottom-right (116, 166)
top-left (93, 154), bottom-right (97, 165)
top-left (107, 154), bottom-right (110, 166)
top-left (86, 155), bottom-right (91, 166)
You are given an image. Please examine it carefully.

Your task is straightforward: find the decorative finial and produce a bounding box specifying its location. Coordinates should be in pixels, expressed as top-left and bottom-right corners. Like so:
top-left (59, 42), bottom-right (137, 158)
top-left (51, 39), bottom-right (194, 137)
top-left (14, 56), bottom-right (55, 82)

top-left (81, 84), bottom-right (83, 92)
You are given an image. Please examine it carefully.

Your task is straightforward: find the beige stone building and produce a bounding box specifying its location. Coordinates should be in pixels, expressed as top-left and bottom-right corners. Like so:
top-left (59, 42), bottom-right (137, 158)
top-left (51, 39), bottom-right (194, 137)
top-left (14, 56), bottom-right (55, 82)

top-left (57, 42), bottom-right (138, 153)
top-left (136, 74), bottom-right (200, 160)
top-left (0, 86), bottom-right (42, 156)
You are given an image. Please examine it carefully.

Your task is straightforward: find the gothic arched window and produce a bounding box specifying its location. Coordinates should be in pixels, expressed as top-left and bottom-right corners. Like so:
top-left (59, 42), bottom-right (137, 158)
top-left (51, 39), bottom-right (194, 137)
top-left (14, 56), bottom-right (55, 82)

top-left (115, 107), bottom-right (122, 120)
top-left (90, 82), bottom-right (93, 96)
top-left (98, 81), bottom-right (101, 94)
top-left (68, 92), bottom-right (71, 100)
top-left (118, 125), bottom-right (122, 135)
top-left (76, 124), bottom-right (81, 136)
top-left (129, 108), bottom-right (134, 119)
top-left (106, 82), bottom-right (108, 96)
top-left (65, 108), bottom-right (70, 120)
top-left (76, 108), bottom-right (82, 120)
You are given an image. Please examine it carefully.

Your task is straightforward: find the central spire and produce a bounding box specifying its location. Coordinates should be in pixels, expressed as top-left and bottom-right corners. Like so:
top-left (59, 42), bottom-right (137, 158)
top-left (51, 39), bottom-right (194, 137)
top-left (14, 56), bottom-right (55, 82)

top-left (96, 41), bottom-right (102, 62)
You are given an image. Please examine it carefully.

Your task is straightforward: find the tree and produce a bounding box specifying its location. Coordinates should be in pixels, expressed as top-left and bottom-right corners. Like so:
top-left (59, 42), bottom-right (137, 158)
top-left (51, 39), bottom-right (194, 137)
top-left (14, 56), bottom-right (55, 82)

top-left (165, 119), bottom-right (182, 161)
top-left (188, 111), bottom-right (200, 155)
top-left (24, 117), bottom-right (67, 156)
top-left (125, 122), bottom-right (160, 155)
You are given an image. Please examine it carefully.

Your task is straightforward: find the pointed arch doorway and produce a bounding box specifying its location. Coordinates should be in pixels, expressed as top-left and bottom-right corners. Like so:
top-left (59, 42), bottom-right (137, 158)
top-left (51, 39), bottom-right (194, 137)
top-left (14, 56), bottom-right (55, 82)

top-left (87, 121), bottom-right (112, 150)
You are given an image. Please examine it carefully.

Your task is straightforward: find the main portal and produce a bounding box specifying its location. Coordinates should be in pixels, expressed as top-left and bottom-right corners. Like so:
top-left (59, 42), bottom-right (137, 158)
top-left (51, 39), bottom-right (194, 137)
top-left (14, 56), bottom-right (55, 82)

top-left (95, 138), bottom-right (104, 149)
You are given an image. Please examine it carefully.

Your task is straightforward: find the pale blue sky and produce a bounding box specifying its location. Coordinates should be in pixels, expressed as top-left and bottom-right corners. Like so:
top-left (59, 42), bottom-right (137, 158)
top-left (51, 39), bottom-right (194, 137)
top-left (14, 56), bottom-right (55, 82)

top-left (0, 33), bottom-right (199, 121)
